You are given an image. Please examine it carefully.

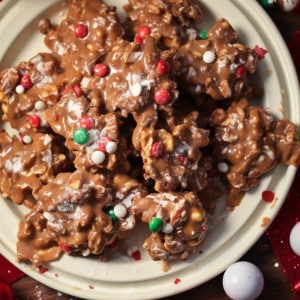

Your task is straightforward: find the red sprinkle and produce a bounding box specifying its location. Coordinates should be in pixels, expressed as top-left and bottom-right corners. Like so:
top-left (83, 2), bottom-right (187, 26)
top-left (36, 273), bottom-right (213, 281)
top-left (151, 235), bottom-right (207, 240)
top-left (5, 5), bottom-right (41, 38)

top-left (179, 155), bottom-right (188, 167)
top-left (55, 274), bottom-right (58, 277)
top-left (230, 207), bottom-right (235, 212)
top-left (80, 116), bottom-right (94, 131)
top-left (135, 36), bottom-right (143, 44)
top-left (109, 237), bottom-right (119, 249)
top-left (137, 26), bottom-right (151, 40)
top-left (252, 45), bottom-right (268, 60)
top-left (157, 60), bottom-right (170, 75)
top-left (174, 279), bottom-right (181, 285)
top-left (74, 84), bottom-right (81, 96)
top-left (236, 66), bottom-right (247, 80)
top-left (181, 258), bottom-right (187, 261)
top-left (29, 114), bottom-right (40, 128)
top-left (154, 89), bottom-right (171, 105)
top-left (58, 241), bottom-right (72, 253)
top-left (64, 87), bottom-right (74, 94)
top-left (201, 224), bottom-right (207, 232)
top-left (98, 136), bottom-right (113, 152)
top-left (89, 285), bottom-right (94, 289)
top-left (207, 166), bottom-right (220, 178)
top-left (199, 250), bottom-right (203, 254)
top-left (54, 114), bottom-right (59, 121)
top-left (20, 75), bottom-right (33, 89)
top-left (132, 250), bottom-right (141, 261)
top-left (38, 266), bottom-right (49, 274)
top-left (151, 142), bottom-right (163, 158)
top-left (262, 190), bottom-right (275, 203)
top-left (93, 63), bottom-right (108, 77)
top-left (75, 24), bottom-right (88, 38)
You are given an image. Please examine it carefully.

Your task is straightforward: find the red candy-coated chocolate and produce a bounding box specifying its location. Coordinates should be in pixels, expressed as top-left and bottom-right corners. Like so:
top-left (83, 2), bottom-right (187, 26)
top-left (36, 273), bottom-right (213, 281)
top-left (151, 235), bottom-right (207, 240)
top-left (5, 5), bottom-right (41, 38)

top-left (236, 66), bottom-right (247, 80)
top-left (58, 241), bottom-right (72, 253)
top-left (29, 114), bottom-right (40, 128)
top-left (75, 24), bottom-right (88, 38)
top-left (38, 266), bottom-right (49, 274)
top-left (80, 116), bottom-right (94, 131)
top-left (20, 75), bottom-right (33, 89)
top-left (151, 142), bottom-right (163, 158)
top-left (135, 36), bottom-right (143, 44)
top-left (0, 279), bottom-right (16, 300)
top-left (137, 26), bottom-right (151, 40)
top-left (179, 155), bottom-right (188, 167)
top-left (132, 250), bottom-right (141, 261)
top-left (154, 89), bottom-right (171, 105)
top-left (157, 60), bottom-right (170, 75)
top-left (74, 84), bottom-right (81, 96)
top-left (98, 136), bottom-right (113, 152)
top-left (252, 45), bottom-right (268, 60)
top-left (262, 190), bottom-right (275, 202)
top-left (93, 63), bottom-right (108, 77)
top-left (109, 237), bottom-right (119, 249)
top-left (64, 87), bottom-right (74, 94)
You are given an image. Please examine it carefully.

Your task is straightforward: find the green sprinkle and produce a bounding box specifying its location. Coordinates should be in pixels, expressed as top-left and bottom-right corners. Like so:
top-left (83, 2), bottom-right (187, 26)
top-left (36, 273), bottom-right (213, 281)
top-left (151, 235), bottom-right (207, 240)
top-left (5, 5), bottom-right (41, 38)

top-left (149, 217), bottom-right (164, 232)
top-left (199, 29), bottom-right (208, 40)
top-left (73, 128), bottom-right (89, 144)
top-left (104, 207), bottom-right (118, 221)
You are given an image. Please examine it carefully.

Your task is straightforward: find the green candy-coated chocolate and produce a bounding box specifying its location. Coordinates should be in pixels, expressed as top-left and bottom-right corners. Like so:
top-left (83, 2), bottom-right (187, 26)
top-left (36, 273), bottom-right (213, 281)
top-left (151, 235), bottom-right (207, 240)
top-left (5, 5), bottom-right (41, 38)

top-left (149, 217), bottom-right (164, 232)
top-left (199, 29), bottom-right (208, 40)
top-left (260, 0), bottom-right (275, 9)
top-left (73, 128), bottom-right (89, 144)
top-left (104, 207), bottom-right (118, 221)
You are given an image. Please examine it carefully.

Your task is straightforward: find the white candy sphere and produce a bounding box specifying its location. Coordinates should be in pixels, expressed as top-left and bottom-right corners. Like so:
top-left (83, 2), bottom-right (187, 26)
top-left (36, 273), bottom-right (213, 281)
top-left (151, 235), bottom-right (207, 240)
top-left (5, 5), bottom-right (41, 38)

top-left (106, 141), bottom-right (117, 154)
top-left (290, 222), bottom-right (300, 256)
top-left (218, 162), bottom-right (229, 173)
top-left (162, 223), bottom-right (173, 234)
top-left (114, 204), bottom-right (127, 218)
top-left (223, 261), bottom-right (264, 300)
top-left (92, 151), bottom-right (105, 165)
top-left (203, 51), bottom-right (216, 64)
top-left (131, 82), bottom-right (142, 97)
top-left (278, 0), bottom-right (300, 12)
top-left (35, 101), bottom-right (46, 111)
top-left (22, 135), bottom-right (32, 144)
top-left (15, 85), bottom-right (25, 94)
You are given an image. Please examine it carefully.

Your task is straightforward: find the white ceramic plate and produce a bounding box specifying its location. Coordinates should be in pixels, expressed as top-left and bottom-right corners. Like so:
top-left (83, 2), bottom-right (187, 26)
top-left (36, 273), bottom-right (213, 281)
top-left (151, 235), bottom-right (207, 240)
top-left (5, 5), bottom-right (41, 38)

top-left (0, 0), bottom-right (299, 299)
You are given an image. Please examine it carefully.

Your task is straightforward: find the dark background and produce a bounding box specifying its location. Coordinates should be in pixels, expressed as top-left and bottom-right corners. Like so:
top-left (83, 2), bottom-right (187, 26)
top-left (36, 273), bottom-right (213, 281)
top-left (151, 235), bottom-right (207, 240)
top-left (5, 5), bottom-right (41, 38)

top-left (10, 6), bottom-right (300, 300)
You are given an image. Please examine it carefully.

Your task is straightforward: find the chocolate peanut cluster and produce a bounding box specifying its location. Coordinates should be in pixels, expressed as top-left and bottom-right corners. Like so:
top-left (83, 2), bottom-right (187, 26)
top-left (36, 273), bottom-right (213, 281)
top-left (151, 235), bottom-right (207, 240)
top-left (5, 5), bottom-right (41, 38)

top-left (0, 0), bottom-right (299, 270)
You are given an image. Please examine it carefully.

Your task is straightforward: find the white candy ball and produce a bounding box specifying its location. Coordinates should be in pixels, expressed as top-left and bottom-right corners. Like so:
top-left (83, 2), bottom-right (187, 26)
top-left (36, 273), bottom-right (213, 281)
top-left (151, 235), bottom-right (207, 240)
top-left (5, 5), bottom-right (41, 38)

top-left (15, 85), bottom-right (25, 94)
top-left (290, 222), bottom-right (300, 256)
top-left (278, 0), bottom-right (300, 11)
top-left (22, 135), bottom-right (32, 144)
top-left (131, 82), bottom-right (142, 97)
top-left (106, 141), bottom-right (117, 154)
top-left (114, 204), bottom-right (127, 218)
top-left (203, 51), bottom-right (216, 64)
top-left (35, 101), bottom-right (46, 111)
top-left (162, 223), bottom-right (173, 234)
top-left (218, 162), bottom-right (229, 173)
top-left (92, 151), bottom-right (105, 165)
top-left (223, 261), bottom-right (264, 300)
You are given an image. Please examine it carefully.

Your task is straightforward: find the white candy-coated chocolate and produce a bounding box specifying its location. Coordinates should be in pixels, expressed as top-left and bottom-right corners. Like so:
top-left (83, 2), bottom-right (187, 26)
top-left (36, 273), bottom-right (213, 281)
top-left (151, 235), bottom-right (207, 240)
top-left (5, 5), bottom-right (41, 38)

top-left (15, 85), bottom-right (25, 94)
top-left (131, 82), bottom-right (142, 97)
top-left (114, 204), bottom-right (127, 218)
top-left (203, 51), bottom-right (216, 63)
top-left (106, 142), bottom-right (117, 154)
top-left (218, 162), bottom-right (229, 173)
top-left (162, 223), bottom-right (173, 234)
top-left (35, 101), bottom-right (47, 111)
top-left (91, 151), bottom-right (105, 165)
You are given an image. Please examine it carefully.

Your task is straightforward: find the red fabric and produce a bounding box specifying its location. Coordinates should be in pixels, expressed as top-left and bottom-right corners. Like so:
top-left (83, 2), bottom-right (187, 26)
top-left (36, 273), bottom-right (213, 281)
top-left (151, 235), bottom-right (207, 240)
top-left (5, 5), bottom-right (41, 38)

top-left (0, 254), bottom-right (24, 283)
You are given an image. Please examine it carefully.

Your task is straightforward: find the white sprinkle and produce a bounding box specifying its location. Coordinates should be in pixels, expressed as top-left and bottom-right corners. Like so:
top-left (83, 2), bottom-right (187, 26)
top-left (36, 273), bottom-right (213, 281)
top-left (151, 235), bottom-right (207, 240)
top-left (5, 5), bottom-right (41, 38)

top-left (22, 135), bottom-right (32, 144)
top-left (218, 162), bottom-right (229, 173)
top-left (127, 248), bottom-right (133, 256)
top-left (57, 292), bottom-right (62, 296)
top-left (114, 204), bottom-right (127, 218)
top-left (162, 223), bottom-right (173, 234)
top-left (132, 245), bottom-right (138, 252)
top-left (203, 51), bottom-right (216, 63)
top-left (130, 82), bottom-right (142, 97)
top-left (106, 142), bottom-right (117, 154)
top-left (92, 151), bottom-right (105, 165)
top-left (35, 101), bottom-right (47, 111)
top-left (15, 85), bottom-right (25, 94)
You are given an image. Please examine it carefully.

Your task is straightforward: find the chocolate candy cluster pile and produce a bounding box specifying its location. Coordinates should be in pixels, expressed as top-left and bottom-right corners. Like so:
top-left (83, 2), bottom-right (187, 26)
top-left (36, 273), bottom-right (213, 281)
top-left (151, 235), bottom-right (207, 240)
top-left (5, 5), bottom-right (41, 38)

top-left (0, 0), bottom-right (299, 268)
